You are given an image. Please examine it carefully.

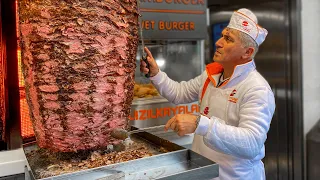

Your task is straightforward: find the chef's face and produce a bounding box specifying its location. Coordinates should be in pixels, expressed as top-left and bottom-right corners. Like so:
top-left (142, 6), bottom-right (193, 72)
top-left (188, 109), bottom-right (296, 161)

top-left (213, 28), bottom-right (247, 65)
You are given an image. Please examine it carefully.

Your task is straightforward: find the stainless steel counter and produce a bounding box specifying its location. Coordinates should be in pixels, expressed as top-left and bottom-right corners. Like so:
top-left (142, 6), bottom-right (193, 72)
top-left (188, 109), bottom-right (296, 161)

top-left (24, 128), bottom-right (217, 180)
top-left (0, 149), bottom-right (26, 177)
top-left (25, 149), bottom-right (219, 180)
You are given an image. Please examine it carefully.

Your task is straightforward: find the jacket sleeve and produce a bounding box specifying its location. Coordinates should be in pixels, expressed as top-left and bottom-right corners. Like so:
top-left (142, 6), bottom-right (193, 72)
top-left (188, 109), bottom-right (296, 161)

top-left (195, 86), bottom-right (275, 159)
top-left (150, 70), bottom-right (203, 105)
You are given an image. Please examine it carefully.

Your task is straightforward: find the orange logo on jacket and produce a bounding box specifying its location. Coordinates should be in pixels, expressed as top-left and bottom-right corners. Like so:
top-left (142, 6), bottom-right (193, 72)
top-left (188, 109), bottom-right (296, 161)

top-left (228, 89), bottom-right (238, 103)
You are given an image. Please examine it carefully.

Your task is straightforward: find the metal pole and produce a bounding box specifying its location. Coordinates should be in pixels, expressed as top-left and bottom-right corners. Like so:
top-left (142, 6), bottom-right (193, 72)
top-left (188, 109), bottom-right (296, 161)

top-left (2, 0), bottom-right (22, 149)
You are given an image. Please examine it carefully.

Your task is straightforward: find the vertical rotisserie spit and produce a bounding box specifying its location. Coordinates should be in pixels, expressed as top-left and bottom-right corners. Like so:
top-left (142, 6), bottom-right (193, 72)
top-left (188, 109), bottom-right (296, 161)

top-left (19, 0), bottom-right (139, 152)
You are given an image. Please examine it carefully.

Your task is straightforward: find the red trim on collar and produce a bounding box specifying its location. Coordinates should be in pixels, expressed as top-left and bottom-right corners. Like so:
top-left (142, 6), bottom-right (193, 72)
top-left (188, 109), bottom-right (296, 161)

top-left (205, 62), bottom-right (224, 86)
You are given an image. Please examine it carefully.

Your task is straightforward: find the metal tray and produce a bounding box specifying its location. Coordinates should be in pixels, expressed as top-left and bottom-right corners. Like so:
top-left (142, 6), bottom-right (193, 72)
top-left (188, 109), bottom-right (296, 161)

top-left (24, 129), bottom-right (218, 180)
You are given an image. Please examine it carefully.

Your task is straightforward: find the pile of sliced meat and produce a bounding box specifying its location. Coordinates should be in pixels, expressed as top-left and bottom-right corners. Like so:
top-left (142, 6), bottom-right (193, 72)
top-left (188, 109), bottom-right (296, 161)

top-left (18, 0), bottom-right (139, 152)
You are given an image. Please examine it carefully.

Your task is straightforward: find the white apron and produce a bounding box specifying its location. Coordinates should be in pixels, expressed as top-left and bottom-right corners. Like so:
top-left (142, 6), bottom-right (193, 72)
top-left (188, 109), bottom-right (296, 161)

top-left (192, 74), bottom-right (266, 180)
top-left (150, 61), bottom-right (274, 180)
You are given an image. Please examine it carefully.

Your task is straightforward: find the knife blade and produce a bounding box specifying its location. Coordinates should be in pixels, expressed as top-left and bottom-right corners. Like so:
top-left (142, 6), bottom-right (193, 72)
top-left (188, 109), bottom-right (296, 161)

top-left (111, 125), bottom-right (165, 140)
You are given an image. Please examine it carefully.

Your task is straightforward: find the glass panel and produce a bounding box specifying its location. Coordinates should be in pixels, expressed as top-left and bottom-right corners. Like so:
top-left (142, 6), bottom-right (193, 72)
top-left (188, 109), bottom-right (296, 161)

top-left (135, 40), bottom-right (202, 83)
top-left (134, 40), bottom-right (202, 100)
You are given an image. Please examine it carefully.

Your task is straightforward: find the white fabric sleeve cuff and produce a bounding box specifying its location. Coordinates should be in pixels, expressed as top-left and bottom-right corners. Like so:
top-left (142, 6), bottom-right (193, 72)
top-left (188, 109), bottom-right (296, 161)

top-left (149, 70), bottom-right (163, 84)
top-left (195, 115), bottom-right (210, 136)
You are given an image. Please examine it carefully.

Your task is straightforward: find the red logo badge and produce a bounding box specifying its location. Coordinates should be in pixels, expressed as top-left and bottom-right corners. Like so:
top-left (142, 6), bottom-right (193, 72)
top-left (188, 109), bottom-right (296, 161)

top-left (242, 21), bottom-right (248, 26)
top-left (230, 89), bottom-right (237, 97)
top-left (229, 89), bottom-right (238, 103)
top-left (204, 107), bottom-right (209, 115)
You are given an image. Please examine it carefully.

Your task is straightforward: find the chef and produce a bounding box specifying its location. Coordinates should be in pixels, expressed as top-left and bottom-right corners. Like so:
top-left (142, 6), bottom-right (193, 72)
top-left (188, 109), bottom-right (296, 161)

top-left (140, 8), bottom-right (275, 180)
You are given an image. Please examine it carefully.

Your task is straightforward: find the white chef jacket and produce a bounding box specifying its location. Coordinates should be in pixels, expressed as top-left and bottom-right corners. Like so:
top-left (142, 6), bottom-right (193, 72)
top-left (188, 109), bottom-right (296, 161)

top-left (150, 60), bottom-right (275, 180)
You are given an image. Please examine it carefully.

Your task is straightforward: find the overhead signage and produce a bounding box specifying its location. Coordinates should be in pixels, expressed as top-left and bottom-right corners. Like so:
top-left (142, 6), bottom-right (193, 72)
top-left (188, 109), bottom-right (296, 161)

top-left (140, 0), bottom-right (207, 39)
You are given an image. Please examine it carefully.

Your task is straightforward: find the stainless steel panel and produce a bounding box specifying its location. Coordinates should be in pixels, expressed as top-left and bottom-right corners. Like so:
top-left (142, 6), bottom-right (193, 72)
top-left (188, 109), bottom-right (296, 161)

top-left (288, 1), bottom-right (304, 180)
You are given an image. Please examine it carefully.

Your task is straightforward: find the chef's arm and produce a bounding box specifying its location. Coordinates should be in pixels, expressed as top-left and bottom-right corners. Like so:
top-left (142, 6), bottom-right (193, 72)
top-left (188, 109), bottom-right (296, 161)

top-left (150, 70), bottom-right (203, 105)
top-left (195, 86), bottom-right (275, 159)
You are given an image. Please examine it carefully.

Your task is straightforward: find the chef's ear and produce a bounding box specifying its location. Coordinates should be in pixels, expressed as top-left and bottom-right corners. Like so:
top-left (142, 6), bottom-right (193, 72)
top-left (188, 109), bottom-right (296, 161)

top-left (242, 47), bottom-right (254, 59)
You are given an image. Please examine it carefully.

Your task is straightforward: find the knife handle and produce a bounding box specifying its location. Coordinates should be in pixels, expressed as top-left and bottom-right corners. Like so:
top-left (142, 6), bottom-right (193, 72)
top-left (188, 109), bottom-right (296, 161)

top-left (142, 55), bottom-right (150, 78)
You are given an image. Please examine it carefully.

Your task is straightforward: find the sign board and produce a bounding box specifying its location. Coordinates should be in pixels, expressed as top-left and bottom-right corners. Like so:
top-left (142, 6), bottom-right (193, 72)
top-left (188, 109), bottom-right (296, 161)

top-left (129, 103), bottom-right (199, 121)
top-left (140, 0), bottom-right (207, 40)
top-left (129, 101), bottom-right (200, 128)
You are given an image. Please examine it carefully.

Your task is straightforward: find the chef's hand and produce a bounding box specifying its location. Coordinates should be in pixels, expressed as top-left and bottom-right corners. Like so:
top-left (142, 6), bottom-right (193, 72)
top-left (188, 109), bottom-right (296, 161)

top-left (164, 114), bottom-right (198, 136)
top-left (140, 47), bottom-right (159, 77)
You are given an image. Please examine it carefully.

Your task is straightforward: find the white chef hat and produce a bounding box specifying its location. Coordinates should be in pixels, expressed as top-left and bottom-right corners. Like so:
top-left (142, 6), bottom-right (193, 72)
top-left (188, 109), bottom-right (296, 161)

top-left (227, 8), bottom-right (268, 46)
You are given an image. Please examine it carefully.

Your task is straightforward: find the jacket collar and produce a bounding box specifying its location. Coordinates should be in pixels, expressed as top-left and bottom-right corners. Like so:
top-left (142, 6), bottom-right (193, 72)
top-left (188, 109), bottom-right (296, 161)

top-left (206, 60), bottom-right (256, 86)
top-left (230, 60), bottom-right (256, 81)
